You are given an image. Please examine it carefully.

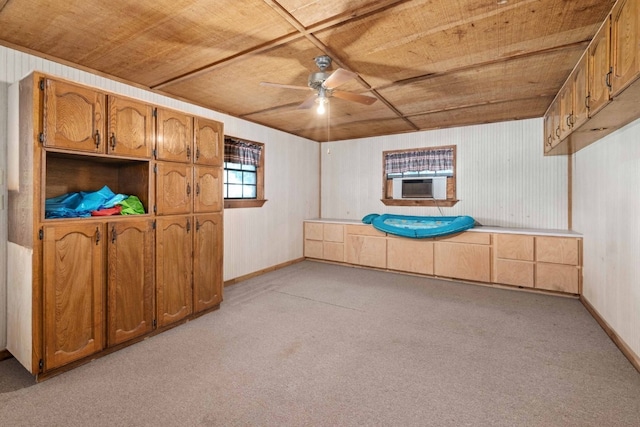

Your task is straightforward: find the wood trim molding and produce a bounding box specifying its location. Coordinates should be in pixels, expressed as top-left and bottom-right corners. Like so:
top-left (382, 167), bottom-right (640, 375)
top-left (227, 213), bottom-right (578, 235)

top-left (0, 349), bottom-right (13, 362)
top-left (224, 258), bottom-right (305, 287)
top-left (381, 199), bottom-right (459, 207)
top-left (580, 295), bottom-right (640, 374)
top-left (224, 199), bottom-right (267, 209)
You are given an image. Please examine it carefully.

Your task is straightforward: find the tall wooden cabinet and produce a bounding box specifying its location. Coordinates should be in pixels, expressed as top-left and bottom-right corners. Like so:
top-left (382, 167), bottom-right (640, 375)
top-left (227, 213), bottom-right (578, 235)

top-left (7, 73), bottom-right (224, 380)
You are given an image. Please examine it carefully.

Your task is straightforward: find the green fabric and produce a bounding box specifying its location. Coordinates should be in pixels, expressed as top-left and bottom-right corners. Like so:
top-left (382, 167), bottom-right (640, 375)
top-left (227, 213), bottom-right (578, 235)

top-left (117, 196), bottom-right (145, 215)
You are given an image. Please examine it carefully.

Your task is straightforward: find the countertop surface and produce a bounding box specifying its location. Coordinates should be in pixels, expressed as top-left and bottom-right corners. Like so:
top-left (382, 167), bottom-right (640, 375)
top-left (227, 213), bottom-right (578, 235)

top-left (304, 218), bottom-right (582, 238)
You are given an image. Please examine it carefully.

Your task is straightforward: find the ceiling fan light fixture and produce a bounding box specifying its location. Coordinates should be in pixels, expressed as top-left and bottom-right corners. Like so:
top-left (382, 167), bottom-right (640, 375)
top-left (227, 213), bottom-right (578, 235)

top-left (316, 97), bottom-right (328, 114)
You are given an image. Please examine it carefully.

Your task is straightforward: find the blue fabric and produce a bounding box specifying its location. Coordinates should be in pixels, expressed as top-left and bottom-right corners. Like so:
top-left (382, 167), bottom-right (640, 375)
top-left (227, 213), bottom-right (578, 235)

top-left (367, 214), bottom-right (475, 238)
top-left (45, 185), bottom-right (128, 218)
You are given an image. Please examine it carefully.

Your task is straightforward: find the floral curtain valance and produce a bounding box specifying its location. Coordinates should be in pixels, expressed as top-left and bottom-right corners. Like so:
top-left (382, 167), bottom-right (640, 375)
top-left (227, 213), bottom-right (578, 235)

top-left (224, 137), bottom-right (262, 167)
top-left (385, 147), bottom-right (453, 175)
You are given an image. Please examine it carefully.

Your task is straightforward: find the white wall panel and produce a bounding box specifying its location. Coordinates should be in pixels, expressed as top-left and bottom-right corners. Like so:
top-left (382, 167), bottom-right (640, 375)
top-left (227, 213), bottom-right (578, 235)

top-left (322, 119), bottom-right (568, 229)
top-left (0, 45), bottom-right (320, 350)
top-left (0, 81), bottom-right (7, 351)
top-left (573, 118), bottom-right (640, 358)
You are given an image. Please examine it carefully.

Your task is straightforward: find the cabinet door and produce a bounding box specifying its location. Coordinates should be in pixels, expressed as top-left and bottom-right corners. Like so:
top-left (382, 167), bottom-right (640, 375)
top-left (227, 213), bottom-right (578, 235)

top-left (107, 220), bottom-right (154, 347)
top-left (572, 52), bottom-right (589, 130)
top-left (193, 214), bottom-right (223, 312)
top-left (156, 108), bottom-right (193, 163)
top-left (107, 96), bottom-right (154, 158)
top-left (194, 166), bottom-right (222, 213)
top-left (588, 19), bottom-right (611, 117)
top-left (43, 78), bottom-right (105, 153)
top-left (156, 162), bottom-right (192, 215)
top-left (558, 81), bottom-right (574, 140)
top-left (387, 237), bottom-right (434, 275)
top-left (194, 117), bottom-right (223, 166)
top-left (156, 217), bottom-right (193, 327)
top-left (434, 242), bottom-right (491, 282)
top-left (345, 235), bottom-right (387, 268)
top-left (611, 0), bottom-right (640, 97)
top-left (43, 223), bottom-right (104, 370)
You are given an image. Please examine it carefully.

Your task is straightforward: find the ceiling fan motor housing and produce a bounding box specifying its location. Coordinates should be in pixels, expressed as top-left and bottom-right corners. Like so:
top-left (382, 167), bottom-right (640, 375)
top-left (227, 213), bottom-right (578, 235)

top-left (308, 71), bottom-right (331, 90)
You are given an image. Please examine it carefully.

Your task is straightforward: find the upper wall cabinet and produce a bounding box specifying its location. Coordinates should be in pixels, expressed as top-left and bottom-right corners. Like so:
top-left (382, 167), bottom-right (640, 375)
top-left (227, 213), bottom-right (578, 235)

top-left (43, 78), bottom-right (153, 159)
top-left (194, 117), bottom-right (223, 166)
top-left (156, 108), bottom-right (193, 163)
top-left (545, 0), bottom-right (640, 155)
top-left (611, 0), bottom-right (640, 97)
top-left (43, 78), bottom-right (106, 153)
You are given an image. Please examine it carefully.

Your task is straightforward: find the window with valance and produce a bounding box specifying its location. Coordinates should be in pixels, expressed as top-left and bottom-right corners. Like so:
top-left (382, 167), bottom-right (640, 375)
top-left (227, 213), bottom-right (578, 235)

top-left (224, 136), bottom-right (266, 208)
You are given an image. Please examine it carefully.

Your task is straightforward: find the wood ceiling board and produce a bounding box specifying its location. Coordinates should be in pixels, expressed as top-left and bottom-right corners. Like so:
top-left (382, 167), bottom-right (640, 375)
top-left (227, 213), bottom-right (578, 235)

top-left (293, 117), bottom-right (414, 142)
top-left (314, 0), bottom-right (615, 88)
top-left (378, 45), bottom-right (586, 117)
top-left (410, 97), bottom-right (553, 132)
top-left (244, 94), bottom-right (398, 130)
top-left (274, 0), bottom-right (401, 28)
top-left (0, 0), bottom-right (297, 87)
top-left (160, 38), bottom-right (343, 116)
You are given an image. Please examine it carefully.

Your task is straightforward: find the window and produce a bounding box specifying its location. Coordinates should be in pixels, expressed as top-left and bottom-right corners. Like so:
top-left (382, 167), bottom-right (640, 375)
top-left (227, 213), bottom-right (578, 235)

top-left (224, 136), bottom-right (266, 208)
top-left (382, 145), bottom-right (458, 207)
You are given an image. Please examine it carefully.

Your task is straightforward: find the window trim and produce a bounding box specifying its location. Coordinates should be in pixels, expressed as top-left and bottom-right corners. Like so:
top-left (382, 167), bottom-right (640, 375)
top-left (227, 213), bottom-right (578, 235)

top-left (381, 145), bottom-right (458, 207)
top-left (223, 136), bottom-right (267, 209)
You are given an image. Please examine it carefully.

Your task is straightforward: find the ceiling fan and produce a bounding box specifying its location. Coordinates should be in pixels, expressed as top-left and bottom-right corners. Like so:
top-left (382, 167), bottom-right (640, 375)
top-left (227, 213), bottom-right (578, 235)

top-left (260, 55), bottom-right (377, 114)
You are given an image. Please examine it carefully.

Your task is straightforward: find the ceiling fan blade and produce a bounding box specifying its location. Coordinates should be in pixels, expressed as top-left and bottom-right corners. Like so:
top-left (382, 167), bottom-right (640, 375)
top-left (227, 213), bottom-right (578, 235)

top-left (332, 90), bottom-right (377, 105)
top-left (297, 94), bottom-right (318, 110)
top-left (260, 82), bottom-right (311, 91)
top-left (323, 68), bottom-right (356, 90)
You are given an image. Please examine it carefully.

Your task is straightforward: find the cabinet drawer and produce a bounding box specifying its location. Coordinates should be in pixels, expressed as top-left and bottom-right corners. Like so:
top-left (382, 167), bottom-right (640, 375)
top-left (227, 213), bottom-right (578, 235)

top-left (495, 234), bottom-right (534, 261)
top-left (434, 242), bottom-right (491, 282)
top-left (387, 238), bottom-right (433, 275)
top-left (494, 259), bottom-right (534, 288)
top-left (304, 239), bottom-right (323, 259)
top-left (536, 237), bottom-right (579, 265)
top-left (345, 235), bottom-right (387, 268)
top-left (304, 222), bottom-right (323, 241)
top-left (323, 224), bottom-right (344, 243)
top-left (323, 242), bottom-right (344, 262)
top-left (345, 224), bottom-right (386, 237)
top-left (436, 232), bottom-right (490, 245)
top-left (536, 263), bottom-right (580, 294)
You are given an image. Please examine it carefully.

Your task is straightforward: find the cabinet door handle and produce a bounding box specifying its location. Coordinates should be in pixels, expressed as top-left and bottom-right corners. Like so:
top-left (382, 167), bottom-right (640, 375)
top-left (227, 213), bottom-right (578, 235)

top-left (555, 126), bottom-right (560, 137)
top-left (110, 133), bottom-right (117, 149)
top-left (186, 219), bottom-right (191, 233)
top-left (195, 147), bottom-right (200, 161)
top-left (95, 227), bottom-right (101, 245)
top-left (585, 94), bottom-right (590, 109)
top-left (547, 135), bottom-right (552, 146)
top-left (95, 130), bottom-right (101, 148)
top-left (605, 68), bottom-right (612, 89)
top-left (186, 146), bottom-right (191, 160)
top-left (196, 220), bottom-right (201, 232)
top-left (566, 114), bottom-right (573, 127)
top-left (196, 183), bottom-right (200, 196)
top-left (111, 226), bottom-right (116, 244)
top-left (187, 182), bottom-right (191, 196)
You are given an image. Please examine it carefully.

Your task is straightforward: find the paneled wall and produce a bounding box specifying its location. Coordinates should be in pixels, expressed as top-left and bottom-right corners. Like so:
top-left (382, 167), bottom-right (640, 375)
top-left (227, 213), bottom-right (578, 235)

top-left (321, 119), bottom-right (569, 229)
top-left (0, 45), bottom-right (320, 350)
top-left (0, 82), bottom-right (7, 351)
top-left (573, 118), bottom-right (640, 359)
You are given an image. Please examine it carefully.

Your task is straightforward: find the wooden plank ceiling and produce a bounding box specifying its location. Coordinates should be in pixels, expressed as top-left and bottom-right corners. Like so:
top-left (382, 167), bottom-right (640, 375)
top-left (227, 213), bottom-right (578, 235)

top-left (0, 0), bottom-right (616, 142)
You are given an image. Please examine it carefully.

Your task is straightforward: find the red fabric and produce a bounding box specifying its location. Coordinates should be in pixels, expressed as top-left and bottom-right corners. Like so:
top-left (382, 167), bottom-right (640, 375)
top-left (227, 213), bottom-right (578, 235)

top-left (91, 205), bottom-right (123, 216)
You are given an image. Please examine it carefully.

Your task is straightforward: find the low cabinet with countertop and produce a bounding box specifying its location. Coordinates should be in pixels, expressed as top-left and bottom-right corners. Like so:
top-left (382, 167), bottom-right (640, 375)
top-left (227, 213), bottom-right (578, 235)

top-left (304, 220), bottom-right (582, 295)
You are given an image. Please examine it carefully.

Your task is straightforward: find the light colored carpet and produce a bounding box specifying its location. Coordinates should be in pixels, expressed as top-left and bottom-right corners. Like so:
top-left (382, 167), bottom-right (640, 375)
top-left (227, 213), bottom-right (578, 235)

top-left (1, 260), bottom-right (639, 426)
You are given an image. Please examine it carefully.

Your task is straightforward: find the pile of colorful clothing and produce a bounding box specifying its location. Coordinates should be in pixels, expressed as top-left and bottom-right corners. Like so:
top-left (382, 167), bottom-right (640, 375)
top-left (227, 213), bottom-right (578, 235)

top-left (45, 185), bottom-right (145, 218)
